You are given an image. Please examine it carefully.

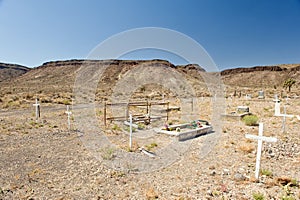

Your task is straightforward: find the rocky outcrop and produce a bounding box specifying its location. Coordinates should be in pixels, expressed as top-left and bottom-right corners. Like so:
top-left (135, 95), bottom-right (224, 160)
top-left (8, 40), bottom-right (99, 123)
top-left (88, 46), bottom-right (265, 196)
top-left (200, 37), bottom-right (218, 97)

top-left (39, 59), bottom-right (177, 69)
top-left (220, 66), bottom-right (286, 76)
top-left (176, 63), bottom-right (206, 72)
top-left (0, 62), bottom-right (30, 82)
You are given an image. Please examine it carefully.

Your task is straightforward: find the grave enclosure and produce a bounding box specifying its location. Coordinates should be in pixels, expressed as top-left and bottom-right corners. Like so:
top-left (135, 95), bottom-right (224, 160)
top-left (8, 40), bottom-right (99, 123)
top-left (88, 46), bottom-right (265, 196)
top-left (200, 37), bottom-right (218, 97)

top-left (103, 101), bottom-right (175, 126)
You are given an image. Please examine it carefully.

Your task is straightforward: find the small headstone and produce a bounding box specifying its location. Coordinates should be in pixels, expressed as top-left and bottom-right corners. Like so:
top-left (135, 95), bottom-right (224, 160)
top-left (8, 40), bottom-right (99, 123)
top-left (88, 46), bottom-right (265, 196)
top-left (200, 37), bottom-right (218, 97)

top-left (245, 94), bottom-right (252, 100)
top-left (237, 106), bottom-right (249, 113)
top-left (258, 91), bottom-right (265, 99)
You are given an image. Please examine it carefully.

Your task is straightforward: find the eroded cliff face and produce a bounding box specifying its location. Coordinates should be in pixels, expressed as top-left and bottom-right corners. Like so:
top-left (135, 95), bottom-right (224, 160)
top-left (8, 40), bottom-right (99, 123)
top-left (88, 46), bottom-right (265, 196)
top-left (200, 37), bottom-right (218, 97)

top-left (221, 66), bottom-right (286, 76)
top-left (221, 64), bottom-right (300, 91)
top-left (0, 62), bottom-right (30, 82)
top-left (1, 59), bottom-right (299, 101)
top-left (221, 64), bottom-right (300, 76)
top-left (0, 59), bottom-right (209, 104)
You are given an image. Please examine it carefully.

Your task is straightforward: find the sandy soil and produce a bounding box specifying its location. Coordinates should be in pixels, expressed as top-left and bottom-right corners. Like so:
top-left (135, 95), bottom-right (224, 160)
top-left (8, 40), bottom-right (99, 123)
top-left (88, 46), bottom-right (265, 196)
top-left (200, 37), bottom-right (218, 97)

top-left (0, 97), bottom-right (299, 199)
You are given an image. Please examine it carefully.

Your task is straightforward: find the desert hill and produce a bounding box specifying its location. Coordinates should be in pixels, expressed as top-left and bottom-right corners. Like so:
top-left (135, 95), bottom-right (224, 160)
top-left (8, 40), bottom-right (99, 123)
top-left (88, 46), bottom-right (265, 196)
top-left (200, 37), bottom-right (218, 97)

top-left (221, 64), bottom-right (300, 97)
top-left (0, 59), bottom-right (208, 108)
top-left (0, 59), bottom-right (299, 108)
top-left (0, 62), bottom-right (30, 82)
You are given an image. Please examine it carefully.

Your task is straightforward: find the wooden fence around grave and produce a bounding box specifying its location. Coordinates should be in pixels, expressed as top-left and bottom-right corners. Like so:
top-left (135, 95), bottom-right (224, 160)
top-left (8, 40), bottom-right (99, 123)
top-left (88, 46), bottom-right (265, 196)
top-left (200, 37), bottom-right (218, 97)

top-left (103, 101), bottom-right (171, 126)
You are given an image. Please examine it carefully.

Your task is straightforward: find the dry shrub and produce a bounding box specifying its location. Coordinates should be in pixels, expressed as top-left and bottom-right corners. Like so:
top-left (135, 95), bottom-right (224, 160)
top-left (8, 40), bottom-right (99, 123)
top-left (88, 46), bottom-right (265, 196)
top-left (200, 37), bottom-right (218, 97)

top-left (145, 187), bottom-right (158, 200)
top-left (276, 176), bottom-right (299, 187)
top-left (238, 143), bottom-right (255, 153)
top-left (242, 115), bottom-right (259, 126)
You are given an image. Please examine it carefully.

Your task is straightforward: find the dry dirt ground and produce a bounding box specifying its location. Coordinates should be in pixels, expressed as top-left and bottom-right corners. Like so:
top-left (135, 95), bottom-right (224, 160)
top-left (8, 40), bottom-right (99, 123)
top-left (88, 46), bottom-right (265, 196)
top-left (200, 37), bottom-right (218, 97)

top-left (0, 97), bottom-right (299, 200)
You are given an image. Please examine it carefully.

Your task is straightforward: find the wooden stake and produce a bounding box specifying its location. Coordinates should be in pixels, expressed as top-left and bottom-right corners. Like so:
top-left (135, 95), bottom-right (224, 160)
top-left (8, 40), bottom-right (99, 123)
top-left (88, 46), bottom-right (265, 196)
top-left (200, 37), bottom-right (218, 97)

top-left (129, 114), bottom-right (132, 150)
top-left (65, 105), bottom-right (72, 130)
top-left (104, 102), bottom-right (107, 126)
top-left (167, 102), bottom-right (169, 121)
top-left (282, 105), bottom-right (286, 133)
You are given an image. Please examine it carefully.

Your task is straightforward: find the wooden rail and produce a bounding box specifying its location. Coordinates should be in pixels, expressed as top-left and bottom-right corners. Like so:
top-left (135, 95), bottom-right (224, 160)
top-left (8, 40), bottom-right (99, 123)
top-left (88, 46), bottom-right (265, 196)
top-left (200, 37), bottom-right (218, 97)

top-left (103, 101), bottom-right (171, 126)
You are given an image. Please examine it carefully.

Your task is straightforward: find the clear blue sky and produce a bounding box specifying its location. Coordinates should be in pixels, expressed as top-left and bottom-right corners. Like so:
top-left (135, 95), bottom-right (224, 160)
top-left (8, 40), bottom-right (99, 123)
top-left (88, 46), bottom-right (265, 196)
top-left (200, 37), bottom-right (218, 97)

top-left (1, 0), bottom-right (300, 70)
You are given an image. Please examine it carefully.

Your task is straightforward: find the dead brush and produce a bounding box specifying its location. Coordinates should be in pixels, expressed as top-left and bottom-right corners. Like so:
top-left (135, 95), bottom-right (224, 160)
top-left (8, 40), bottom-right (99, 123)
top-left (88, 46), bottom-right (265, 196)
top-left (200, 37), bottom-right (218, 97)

top-left (238, 142), bottom-right (255, 153)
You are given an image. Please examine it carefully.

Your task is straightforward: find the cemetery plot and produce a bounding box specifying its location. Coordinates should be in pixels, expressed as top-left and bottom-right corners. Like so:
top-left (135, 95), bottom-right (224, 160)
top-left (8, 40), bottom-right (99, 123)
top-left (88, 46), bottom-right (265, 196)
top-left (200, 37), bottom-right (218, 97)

top-left (155, 120), bottom-right (212, 141)
top-left (103, 101), bottom-right (173, 126)
top-left (221, 105), bottom-right (251, 119)
top-left (0, 94), bottom-right (299, 199)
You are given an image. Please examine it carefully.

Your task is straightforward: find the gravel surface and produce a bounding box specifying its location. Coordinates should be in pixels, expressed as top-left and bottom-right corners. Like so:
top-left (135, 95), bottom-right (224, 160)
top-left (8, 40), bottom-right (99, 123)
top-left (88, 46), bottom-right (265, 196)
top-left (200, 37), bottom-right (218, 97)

top-left (0, 98), bottom-right (299, 199)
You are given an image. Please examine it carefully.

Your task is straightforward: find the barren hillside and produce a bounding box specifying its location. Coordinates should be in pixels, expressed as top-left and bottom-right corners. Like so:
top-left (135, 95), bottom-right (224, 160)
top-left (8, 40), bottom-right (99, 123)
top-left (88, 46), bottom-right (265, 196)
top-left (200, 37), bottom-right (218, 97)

top-left (0, 62), bottom-right (30, 82)
top-left (1, 59), bottom-right (300, 109)
top-left (0, 59), bottom-right (209, 108)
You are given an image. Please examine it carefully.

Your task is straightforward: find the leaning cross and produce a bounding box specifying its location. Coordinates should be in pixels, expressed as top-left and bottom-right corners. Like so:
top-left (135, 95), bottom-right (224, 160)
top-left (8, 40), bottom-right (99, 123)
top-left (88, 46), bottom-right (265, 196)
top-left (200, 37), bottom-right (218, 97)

top-left (33, 98), bottom-right (40, 122)
top-left (65, 105), bottom-right (72, 130)
top-left (245, 123), bottom-right (277, 179)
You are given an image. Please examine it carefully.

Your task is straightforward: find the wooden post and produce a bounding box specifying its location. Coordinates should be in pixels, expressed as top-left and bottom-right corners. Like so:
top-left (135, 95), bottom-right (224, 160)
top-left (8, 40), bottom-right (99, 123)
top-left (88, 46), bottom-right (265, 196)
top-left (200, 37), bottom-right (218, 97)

top-left (129, 114), bottom-right (132, 150)
top-left (167, 102), bottom-right (169, 121)
top-left (282, 105), bottom-right (286, 133)
top-left (33, 98), bottom-right (40, 122)
top-left (146, 100), bottom-right (149, 116)
top-left (65, 105), bottom-right (72, 130)
top-left (147, 101), bottom-right (151, 124)
top-left (104, 102), bottom-right (107, 126)
top-left (126, 103), bottom-right (129, 121)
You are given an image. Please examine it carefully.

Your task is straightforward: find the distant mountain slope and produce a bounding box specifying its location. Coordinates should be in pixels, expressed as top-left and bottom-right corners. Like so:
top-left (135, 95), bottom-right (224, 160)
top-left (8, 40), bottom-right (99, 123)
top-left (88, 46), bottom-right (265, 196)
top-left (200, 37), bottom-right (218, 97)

top-left (0, 59), bottom-right (209, 107)
top-left (0, 62), bottom-right (30, 82)
top-left (221, 64), bottom-right (300, 88)
top-left (0, 59), bottom-right (299, 109)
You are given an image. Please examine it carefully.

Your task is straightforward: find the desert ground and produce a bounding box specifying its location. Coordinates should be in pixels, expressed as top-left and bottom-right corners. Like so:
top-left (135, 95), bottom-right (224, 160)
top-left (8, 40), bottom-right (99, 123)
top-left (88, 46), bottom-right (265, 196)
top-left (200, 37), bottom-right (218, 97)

top-left (0, 95), bottom-right (299, 199)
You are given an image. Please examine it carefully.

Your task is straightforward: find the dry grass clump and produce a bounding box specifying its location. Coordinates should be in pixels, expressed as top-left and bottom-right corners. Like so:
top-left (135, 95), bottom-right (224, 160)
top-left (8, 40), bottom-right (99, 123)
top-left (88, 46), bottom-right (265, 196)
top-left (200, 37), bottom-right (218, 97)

top-left (242, 115), bottom-right (259, 126)
top-left (238, 142), bottom-right (255, 153)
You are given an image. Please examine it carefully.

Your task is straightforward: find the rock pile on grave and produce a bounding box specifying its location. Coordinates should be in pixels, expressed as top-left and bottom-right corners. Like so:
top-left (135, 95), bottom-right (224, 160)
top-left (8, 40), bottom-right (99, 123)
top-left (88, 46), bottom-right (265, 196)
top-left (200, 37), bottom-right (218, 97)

top-left (263, 137), bottom-right (300, 160)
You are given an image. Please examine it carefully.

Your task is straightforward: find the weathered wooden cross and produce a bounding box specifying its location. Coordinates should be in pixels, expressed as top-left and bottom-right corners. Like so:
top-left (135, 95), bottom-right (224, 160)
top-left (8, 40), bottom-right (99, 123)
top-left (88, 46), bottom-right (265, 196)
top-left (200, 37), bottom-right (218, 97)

top-left (245, 123), bottom-right (277, 179)
top-left (65, 105), bottom-right (72, 130)
top-left (33, 98), bottom-right (40, 122)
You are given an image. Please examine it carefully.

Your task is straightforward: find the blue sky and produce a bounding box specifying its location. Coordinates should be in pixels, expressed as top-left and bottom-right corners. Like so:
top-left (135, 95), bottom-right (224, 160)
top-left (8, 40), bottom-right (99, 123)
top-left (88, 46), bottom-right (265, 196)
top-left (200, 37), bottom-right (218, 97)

top-left (1, 0), bottom-right (300, 70)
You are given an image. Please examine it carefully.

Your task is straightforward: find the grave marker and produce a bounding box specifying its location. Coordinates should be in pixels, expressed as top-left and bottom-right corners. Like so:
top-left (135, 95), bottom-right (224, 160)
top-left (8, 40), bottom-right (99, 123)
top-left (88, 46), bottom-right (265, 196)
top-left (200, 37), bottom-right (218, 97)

top-left (245, 94), bottom-right (252, 100)
top-left (237, 106), bottom-right (249, 113)
top-left (65, 105), bottom-right (72, 130)
top-left (258, 91), bottom-right (265, 99)
top-left (129, 114), bottom-right (133, 150)
top-left (286, 96), bottom-right (289, 104)
top-left (274, 98), bottom-right (281, 116)
top-left (33, 98), bottom-right (40, 122)
top-left (282, 105), bottom-right (286, 133)
top-left (245, 123), bottom-right (277, 179)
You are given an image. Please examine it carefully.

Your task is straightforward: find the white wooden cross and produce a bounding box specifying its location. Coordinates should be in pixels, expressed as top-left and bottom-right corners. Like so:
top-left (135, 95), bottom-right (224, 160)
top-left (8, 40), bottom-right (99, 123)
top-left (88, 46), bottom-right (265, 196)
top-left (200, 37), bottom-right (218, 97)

top-left (33, 98), bottom-right (40, 122)
top-left (65, 105), bottom-right (72, 130)
top-left (274, 98), bottom-right (281, 116)
top-left (245, 123), bottom-right (277, 179)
